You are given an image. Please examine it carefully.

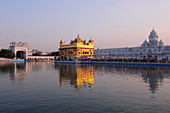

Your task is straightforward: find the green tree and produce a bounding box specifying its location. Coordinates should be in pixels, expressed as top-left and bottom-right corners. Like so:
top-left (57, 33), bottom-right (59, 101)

top-left (0, 49), bottom-right (15, 59)
top-left (46, 51), bottom-right (60, 56)
top-left (32, 53), bottom-right (40, 56)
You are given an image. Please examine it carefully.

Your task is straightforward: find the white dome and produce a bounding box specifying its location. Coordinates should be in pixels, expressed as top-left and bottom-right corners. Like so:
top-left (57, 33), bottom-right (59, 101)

top-left (159, 40), bottom-right (164, 46)
top-left (150, 29), bottom-right (157, 36)
top-left (141, 40), bottom-right (148, 46)
top-left (148, 28), bottom-right (159, 44)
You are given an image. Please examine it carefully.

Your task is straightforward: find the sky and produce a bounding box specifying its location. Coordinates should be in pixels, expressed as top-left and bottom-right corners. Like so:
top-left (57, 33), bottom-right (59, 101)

top-left (0, 0), bottom-right (170, 51)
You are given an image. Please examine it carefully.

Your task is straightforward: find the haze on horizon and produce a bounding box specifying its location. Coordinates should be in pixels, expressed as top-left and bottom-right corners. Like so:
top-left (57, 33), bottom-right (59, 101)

top-left (0, 0), bottom-right (170, 51)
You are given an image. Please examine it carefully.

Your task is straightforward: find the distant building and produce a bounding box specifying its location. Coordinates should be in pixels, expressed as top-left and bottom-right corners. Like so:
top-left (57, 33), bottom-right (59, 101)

top-left (32, 49), bottom-right (39, 54)
top-left (38, 51), bottom-right (51, 56)
top-left (94, 29), bottom-right (170, 60)
top-left (27, 49), bottom-right (33, 56)
top-left (9, 42), bottom-right (39, 59)
top-left (59, 34), bottom-right (94, 58)
top-left (10, 42), bottom-right (28, 59)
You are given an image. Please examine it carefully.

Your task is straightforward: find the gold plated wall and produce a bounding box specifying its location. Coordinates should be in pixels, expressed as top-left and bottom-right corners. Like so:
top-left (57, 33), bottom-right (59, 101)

top-left (59, 34), bottom-right (94, 57)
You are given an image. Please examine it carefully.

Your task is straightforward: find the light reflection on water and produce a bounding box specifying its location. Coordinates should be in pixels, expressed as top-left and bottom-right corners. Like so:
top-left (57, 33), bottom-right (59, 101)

top-left (55, 64), bottom-right (94, 92)
top-left (0, 62), bottom-right (170, 113)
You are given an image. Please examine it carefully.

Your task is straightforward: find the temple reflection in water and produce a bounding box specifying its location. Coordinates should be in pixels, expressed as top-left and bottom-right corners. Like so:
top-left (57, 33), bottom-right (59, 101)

top-left (94, 65), bottom-right (170, 94)
top-left (0, 62), bottom-right (169, 93)
top-left (56, 64), bottom-right (170, 93)
top-left (55, 64), bottom-right (94, 91)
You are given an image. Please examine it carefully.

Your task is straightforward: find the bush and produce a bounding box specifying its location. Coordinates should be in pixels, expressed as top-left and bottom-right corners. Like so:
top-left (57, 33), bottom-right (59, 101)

top-left (0, 49), bottom-right (15, 59)
top-left (32, 53), bottom-right (40, 56)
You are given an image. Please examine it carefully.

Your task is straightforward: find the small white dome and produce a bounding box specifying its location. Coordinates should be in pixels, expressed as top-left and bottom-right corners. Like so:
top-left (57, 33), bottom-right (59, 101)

top-left (159, 40), bottom-right (164, 46)
top-left (150, 28), bottom-right (157, 36)
top-left (141, 40), bottom-right (148, 46)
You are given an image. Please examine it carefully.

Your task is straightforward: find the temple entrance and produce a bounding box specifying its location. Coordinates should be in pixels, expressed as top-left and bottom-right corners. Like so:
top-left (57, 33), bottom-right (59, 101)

top-left (16, 51), bottom-right (26, 59)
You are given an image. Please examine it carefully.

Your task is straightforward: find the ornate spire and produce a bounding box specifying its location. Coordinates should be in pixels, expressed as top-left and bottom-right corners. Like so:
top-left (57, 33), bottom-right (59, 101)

top-left (60, 39), bottom-right (63, 44)
top-left (150, 28), bottom-right (157, 37)
top-left (76, 34), bottom-right (82, 42)
top-left (77, 34), bottom-right (80, 39)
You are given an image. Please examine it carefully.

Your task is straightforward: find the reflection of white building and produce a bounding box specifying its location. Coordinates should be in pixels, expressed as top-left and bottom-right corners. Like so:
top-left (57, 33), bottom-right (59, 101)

top-left (94, 29), bottom-right (170, 60)
top-left (0, 62), bottom-right (53, 82)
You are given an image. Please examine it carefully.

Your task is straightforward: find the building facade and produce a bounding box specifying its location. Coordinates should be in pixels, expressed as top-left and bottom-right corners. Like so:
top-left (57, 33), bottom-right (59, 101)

top-left (59, 34), bottom-right (94, 59)
top-left (10, 42), bottom-right (29, 59)
top-left (9, 42), bottom-right (54, 60)
top-left (94, 29), bottom-right (170, 60)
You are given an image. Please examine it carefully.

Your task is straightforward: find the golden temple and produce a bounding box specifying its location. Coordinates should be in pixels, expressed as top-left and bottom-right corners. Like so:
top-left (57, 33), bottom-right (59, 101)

top-left (59, 34), bottom-right (94, 57)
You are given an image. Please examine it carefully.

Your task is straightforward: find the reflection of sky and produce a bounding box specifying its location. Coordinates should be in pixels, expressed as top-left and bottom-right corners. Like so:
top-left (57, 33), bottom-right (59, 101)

top-left (1, 63), bottom-right (170, 113)
top-left (0, 62), bottom-right (170, 94)
top-left (56, 64), bottom-right (170, 93)
top-left (95, 65), bottom-right (170, 94)
top-left (0, 0), bottom-right (170, 51)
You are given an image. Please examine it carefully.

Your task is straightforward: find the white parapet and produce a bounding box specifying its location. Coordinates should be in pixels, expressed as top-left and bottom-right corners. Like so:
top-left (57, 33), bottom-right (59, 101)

top-left (26, 56), bottom-right (55, 60)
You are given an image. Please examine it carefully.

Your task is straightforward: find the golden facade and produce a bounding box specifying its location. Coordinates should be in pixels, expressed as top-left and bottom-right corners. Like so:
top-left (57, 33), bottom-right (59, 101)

top-left (59, 34), bottom-right (94, 57)
top-left (76, 66), bottom-right (94, 88)
top-left (58, 64), bottom-right (94, 89)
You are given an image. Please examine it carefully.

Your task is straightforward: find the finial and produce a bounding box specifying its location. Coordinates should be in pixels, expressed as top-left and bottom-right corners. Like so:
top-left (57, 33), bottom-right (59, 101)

top-left (60, 38), bottom-right (63, 44)
top-left (77, 34), bottom-right (79, 38)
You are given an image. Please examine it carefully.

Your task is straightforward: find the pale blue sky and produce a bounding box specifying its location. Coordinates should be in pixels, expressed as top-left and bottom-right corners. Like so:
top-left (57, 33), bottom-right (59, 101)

top-left (0, 0), bottom-right (170, 51)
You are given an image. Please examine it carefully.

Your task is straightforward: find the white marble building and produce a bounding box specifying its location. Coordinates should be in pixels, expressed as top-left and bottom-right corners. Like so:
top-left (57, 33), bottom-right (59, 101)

top-left (10, 42), bottom-right (28, 59)
top-left (94, 29), bottom-right (170, 60)
top-left (9, 42), bottom-right (33, 59)
top-left (9, 42), bottom-right (53, 60)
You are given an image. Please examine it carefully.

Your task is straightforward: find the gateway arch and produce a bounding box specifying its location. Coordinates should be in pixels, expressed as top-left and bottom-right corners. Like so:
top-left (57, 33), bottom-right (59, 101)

top-left (10, 42), bottom-right (28, 59)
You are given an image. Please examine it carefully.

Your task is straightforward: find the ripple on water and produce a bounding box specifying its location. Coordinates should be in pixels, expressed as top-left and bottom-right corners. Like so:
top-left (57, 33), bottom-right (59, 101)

top-left (0, 63), bottom-right (170, 113)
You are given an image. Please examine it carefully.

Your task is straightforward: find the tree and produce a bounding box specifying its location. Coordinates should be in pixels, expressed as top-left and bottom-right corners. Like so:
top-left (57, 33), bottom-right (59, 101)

top-left (46, 51), bottom-right (60, 56)
top-left (32, 53), bottom-right (40, 56)
top-left (0, 49), bottom-right (15, 59)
